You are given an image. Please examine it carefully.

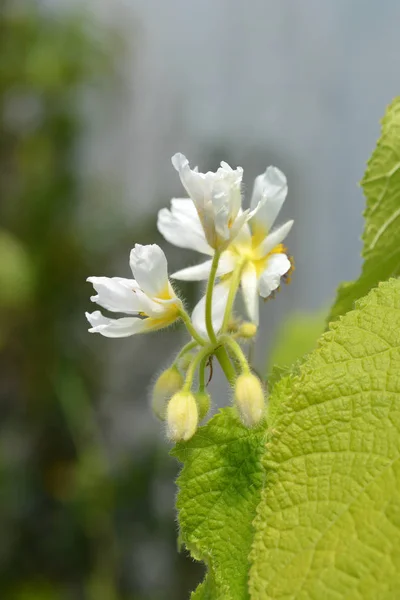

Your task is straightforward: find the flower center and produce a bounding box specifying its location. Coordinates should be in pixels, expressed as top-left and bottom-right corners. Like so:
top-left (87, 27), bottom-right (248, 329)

top-left (230, 236), bottom-right (286, 277)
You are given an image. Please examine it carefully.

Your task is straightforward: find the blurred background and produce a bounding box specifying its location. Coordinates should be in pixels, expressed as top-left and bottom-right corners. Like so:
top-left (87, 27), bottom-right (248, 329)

top-left (0, 0), bottom-right (399, 598)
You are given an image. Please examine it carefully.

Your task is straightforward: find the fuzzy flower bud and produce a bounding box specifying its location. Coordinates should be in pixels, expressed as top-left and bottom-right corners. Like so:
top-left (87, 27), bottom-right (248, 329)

top-left (152, 366), bottom-right (184, 421)
top-left (237, 322), bottom-right (257, 339)
top-left (167, 392), bottom-right (198, 442)
top-left (194, 391), bottom-right (211, 421)
top-left (234, 372), bottom-right (265, 428)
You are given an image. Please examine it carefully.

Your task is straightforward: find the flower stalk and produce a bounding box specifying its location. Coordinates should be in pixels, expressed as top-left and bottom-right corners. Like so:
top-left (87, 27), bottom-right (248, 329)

top-left (178, 307), bottom-right (207, 346)
top-left (205, 250), bottom-right (221, 343)
top-left (221, 262), bottom-right (245, 333)
top-left (220, 335), bottom-right (251, 374)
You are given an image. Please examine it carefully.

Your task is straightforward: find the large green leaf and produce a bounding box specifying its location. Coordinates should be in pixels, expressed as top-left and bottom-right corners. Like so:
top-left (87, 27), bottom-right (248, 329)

top-left (171, 408), bottom-right (266, 600)
top-left (329, 97), bottom-right (400, 321)
top-left (250, 279), bottom-right (400, 599)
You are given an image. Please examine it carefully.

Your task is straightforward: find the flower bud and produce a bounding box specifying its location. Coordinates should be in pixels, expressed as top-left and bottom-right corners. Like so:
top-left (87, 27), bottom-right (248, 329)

top-left (237, 322), bottom-right (257, 339)
top-left (152, 366), bottom-right (184, 421)
top-left (167, 392), bottom-right (198, 442)
top-left (234, 372), bottom-right (265, 428)
top-left (194, 391), bottom-right (211, 421)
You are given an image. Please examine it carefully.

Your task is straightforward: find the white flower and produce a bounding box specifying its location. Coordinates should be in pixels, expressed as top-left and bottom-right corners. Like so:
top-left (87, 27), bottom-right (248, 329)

top-left (167, 153), bottom-right (264, 251)
top-left (86, 244), bottom-right (181, 338)
top-left (158, 165), bottom-right (293, 325)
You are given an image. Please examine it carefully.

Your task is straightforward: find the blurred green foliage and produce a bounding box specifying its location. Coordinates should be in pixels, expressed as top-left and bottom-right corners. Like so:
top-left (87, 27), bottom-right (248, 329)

top-left (266, 309), bottom-right (328, 375)
top-left (0, 3), bottom-right (201, 599)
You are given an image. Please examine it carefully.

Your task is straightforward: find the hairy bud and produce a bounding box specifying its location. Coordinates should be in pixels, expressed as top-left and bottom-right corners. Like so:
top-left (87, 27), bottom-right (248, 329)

top-left (234, 372), bottom-right (265, 428)
top-left (167, 392), bottom-right (198, 442)
top-left (152, 366), bottom-right (184, 421)
top-left (237, 322), bottom-right (257, 339)
top-left (194, 390), bottom-right (211, 421)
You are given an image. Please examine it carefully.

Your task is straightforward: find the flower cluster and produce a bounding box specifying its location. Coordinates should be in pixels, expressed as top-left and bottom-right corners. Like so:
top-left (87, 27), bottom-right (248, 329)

top-left (86, 153), bottom-right (293, 441)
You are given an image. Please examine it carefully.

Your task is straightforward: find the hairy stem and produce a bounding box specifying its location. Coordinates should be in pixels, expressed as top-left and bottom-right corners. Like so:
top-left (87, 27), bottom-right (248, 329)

top-left (179, 307), bottom-right (207, 346)
top-left (215, 346), bottom-right (237, 385)
top-left (175, 340), bottom-right (198, 363)
top-left (198, 355), bottom-right (208, 392)
top-left (184, 346), bottom-right (214, 391)
top-left (220, 335), bottom-right (250, 373)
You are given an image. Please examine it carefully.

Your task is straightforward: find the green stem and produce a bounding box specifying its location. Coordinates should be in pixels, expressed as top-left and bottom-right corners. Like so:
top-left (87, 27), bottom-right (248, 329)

top-left (179, 307), bottom-right (207, 346)
top-left (205, 250), bottom-right (221, 344)
top-left (221, 262), bottom-right (244, 333)
top-left (198, 355), bottom-right (208, 392)
top-left (175, 340), bottom-right (198, 364)
top-left (220, 335), bottom-right (250, 373)
top-left (184, 346), bottom-right (214, 391)
top-left (215, 346), bottom-right (237, 385)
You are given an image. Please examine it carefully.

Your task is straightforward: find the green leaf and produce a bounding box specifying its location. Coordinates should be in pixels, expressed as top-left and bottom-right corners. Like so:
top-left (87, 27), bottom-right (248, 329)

top-left (171, 408), bottom-right (266, 600)
top-left (250, 279), bottom-right (400, 599)
top-left (266, 365), bottom-right (291, 394)
top-left (329, 97), bottom-right (400, 322)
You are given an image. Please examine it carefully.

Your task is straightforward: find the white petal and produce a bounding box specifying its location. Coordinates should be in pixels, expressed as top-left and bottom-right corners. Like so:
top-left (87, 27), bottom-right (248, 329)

top-left (86, 311), bottom-right (148, 338)
top-left (170, 198), bottom-right (199, 215)
top-left (258, 254), bottom-right (291, 298)
top-left (228, 210), bottom-right (250, 244)
top-left (171, 153), bottom-right (206, 209)
top-left (157, 199), bottom-right (213, 256)
top-left (172, 152), bottom-right (244, 250)
top-left (87, 276), bottom-right (144, 314)
top-left (191, 282), bottom-right (230, 339)
top-left (251, 166), bottom-right (288, 232)
top-left (171, 252), bottom-right (235, 281)
top-left (213, 199), bottom-right (231, 241)
top-left (171, 260), bottom-right (213, 281)
top-left (227, 197), bottom-right (266, 248)
top-left (256, 220), bottom-right (294, 257)
top-left (142, 295), bottom-right (179, 318)
top-left (241, 263), bottom-right (259, 324)
top-left (129, 244), bottom-right (170, 298)
top-left (233, 218), bottom-right (252, 246)
top-left (211, 165), bottom-right (243, 239)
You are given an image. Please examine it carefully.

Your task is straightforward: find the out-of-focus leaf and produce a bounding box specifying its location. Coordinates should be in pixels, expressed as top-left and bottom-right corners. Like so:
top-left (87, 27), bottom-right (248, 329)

top-left (267, 309), bottom-right (327, 372)
top-left (0, 229), bottom-right (33, 308)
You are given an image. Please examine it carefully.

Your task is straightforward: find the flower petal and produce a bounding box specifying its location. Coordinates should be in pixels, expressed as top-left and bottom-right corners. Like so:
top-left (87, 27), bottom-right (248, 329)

top-left (157, 199), bottom-right (213, 256)
top-left (86, 310), bottom-right (149, 338)
top-left (233, 218), bottom-right (252, 246)
top-left (251, 166), bottom-right (288, 232)
top-left (87, 276), bottom-right (143, 314)
top-left (227, 197), bottom-right (266, 248)
top-left (241, 263), bottom-right (259, 324)
top-left (172, 152), bottom-right (244, 250)
top-left (171, 260), bottom-right (213, 281)
top-left (171, 153), bottom-right (206, 208)
top-left (129, 244), bottom-right (170, 298)
top-left (258, 254), bottom-right (291, 298)
top-left (256, 220), bottom-right (294, 258)
top-left (191, 282), bottom-right (230, 339)
top-left (171, 252), bottom-right (235, 281)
